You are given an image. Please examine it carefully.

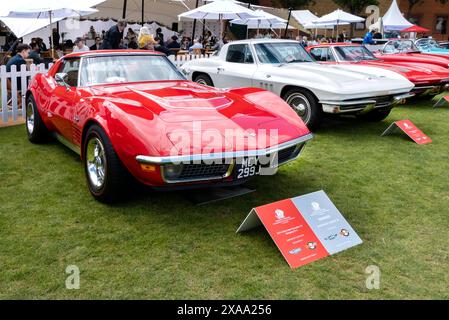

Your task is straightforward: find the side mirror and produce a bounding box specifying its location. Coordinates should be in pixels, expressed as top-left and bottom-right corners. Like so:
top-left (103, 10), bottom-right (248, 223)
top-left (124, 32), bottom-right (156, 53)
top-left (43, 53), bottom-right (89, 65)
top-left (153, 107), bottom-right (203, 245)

top-left (55, 73), bottom-right (71, 91)
top-left (55, 72), bottom-right (68, 85)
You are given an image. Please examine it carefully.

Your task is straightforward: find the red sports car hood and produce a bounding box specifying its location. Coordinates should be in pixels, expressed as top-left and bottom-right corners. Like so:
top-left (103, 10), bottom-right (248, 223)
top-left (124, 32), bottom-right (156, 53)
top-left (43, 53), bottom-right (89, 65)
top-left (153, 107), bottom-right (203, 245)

top-left (363, 60), bottom-right (449, 83)
top-left (86, 81), bottom-right (309, 154)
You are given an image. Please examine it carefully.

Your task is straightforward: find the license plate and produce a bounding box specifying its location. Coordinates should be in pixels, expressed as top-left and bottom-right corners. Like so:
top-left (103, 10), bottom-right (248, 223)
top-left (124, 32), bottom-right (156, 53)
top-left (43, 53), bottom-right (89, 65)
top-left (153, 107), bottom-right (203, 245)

top-left (235, 157), bottom-right (261, 179)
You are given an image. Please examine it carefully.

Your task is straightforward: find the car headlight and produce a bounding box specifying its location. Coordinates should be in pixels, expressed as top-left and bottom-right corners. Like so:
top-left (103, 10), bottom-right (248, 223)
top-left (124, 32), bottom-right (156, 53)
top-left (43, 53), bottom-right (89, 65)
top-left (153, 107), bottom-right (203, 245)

top-left (163, 164), bottom-right (184, 180)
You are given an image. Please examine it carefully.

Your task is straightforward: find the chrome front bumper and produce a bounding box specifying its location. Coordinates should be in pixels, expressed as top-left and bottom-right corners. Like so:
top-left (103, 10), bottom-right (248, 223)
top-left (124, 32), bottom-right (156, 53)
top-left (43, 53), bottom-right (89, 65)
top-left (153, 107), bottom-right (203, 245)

top-left (136, 133), bottom-right (314, 184)
top-left (319, 92), bottom-right (415, 114)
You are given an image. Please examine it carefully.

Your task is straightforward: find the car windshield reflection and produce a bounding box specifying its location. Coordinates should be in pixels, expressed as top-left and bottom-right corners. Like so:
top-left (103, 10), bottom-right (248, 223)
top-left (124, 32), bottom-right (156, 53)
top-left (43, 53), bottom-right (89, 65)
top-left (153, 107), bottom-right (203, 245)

top-left (335, 46), bottom-right (379, 62)
top-left (80, 54), bottom-right (184, 86)
top-left (254, 42), bottom-right (314, 64)
top-left (382, 40), bottom-right (421, 54)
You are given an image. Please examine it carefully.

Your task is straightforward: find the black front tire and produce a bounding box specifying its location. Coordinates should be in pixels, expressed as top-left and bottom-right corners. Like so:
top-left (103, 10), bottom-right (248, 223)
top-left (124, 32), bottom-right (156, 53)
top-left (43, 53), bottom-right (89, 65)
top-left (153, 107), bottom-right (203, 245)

top-left (26, 95), bottom-right (48, 143)
top-left (84, 124), bottom-right (129, 203)
top-left (194, 74), bottom-right (214, 86)
top-left (283, 88), bottom-right (323, 130)
top-left (357, 108), bottom-right (392, 122)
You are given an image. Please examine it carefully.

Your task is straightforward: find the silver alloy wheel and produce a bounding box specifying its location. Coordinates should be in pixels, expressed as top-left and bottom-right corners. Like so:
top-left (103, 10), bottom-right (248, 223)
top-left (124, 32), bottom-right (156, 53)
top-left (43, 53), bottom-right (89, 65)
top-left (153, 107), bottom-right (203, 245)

top-left (285, 93), bottom-right (311, 125)
top-left (26, 102), bottom-right (35, 134)
top-left (86, 137), bottom-right (107, 189)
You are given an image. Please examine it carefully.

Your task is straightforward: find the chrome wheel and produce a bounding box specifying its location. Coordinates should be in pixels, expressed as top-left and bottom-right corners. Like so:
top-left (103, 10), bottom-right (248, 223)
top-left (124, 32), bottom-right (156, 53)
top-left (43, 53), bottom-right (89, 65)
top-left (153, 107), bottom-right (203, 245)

top-left (86, 137), bottom-right (106, 189)
top-left (285, 93), bottom-right (311, 124)
top-left (26, 102), bottom-right (35, 134)
top-left (196, 78), bottom-right (208, 85)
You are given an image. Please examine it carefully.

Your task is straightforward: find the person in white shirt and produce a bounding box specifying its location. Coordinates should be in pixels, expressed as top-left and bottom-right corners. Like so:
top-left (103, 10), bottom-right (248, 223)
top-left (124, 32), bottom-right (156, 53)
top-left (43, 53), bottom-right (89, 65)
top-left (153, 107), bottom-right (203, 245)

top-left (189, 39), bottom-right (203, 52)
top-left (73, 37), bottom-right (90, 52)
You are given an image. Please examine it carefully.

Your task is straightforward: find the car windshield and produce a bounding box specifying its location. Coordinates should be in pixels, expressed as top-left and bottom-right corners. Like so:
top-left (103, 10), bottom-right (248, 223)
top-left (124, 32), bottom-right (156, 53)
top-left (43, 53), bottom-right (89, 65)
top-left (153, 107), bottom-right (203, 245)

top-left (334, 46), bottom-right (378, 61)
top-left (80, 54), bottom-right (184, 86)
top-left (254, 42), bottom-right (314, 64)
top-left (416, 39), bottom-right (442, 50)
top-left (382, 40), bottom-right (420, 54)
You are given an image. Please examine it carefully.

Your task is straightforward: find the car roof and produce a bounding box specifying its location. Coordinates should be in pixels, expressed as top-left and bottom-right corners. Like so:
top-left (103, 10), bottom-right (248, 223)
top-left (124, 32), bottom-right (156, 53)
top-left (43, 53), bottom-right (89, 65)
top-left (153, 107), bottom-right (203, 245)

top-left (63, 49), bottom-right (164, 59)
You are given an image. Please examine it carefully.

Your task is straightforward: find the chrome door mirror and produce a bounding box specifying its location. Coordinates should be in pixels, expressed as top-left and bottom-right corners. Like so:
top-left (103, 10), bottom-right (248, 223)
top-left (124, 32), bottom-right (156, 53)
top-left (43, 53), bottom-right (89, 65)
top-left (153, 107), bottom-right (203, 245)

top-left (55, 72), bottom-right (70, 90)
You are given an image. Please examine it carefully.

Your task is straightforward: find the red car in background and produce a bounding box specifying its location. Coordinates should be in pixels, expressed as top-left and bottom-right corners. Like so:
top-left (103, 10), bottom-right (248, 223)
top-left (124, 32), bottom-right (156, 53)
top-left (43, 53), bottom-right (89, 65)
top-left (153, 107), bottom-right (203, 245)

top-left (307, 43), bottom-right (449, 95)
top-left (372, 39), bottom-right (449, 70)
top-left (25, 50), bottom-right (313, 202)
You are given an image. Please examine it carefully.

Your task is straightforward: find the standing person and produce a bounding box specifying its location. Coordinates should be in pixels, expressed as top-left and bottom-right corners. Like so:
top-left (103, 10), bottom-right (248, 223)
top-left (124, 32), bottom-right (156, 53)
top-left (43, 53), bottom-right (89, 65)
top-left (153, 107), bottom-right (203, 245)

top-left (73, 37), bottom-right (90, 52)
top-left (6, 44), bottom-right (31, 103)
top-left (36, 38), bottom-right (47, 52)
top-left (138, 27), bottom-right (156, 50)
top-left (52, 28), bottom-right (60, 48)
top-left (373, 29), bottom-right (383, 40)
top-left (102, 20), bottom-right (127, 49)
top-left (363, 29), bottom-right (376, 45)
top-left (28, 42), bottom-right (44, 65)
top-left (90, 37), bottom-right (102, 50)
top-left (338, 29), bottom-right (347, 42)
top-left (155, 27), bottom-right (164, 45)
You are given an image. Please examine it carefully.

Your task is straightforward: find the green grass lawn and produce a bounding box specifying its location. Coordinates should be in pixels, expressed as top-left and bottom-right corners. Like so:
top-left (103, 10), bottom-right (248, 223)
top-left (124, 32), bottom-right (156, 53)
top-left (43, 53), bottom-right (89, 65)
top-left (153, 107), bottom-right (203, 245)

top-left (1, 97), bottom-right (449, 299)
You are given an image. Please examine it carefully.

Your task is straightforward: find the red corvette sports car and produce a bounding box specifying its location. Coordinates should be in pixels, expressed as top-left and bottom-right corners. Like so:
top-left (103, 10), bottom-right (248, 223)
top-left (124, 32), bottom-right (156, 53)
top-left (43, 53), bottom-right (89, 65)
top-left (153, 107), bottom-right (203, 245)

top-left (26, 50), bottom-right (313, 202)
top-left (372, 40), bottom-right (449, 69)
top-left (307, 43), bottom-right (449, 95)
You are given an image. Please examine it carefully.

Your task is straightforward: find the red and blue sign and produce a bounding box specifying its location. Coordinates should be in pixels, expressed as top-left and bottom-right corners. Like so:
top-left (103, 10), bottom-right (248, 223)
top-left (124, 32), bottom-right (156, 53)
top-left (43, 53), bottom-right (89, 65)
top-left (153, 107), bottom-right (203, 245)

top-left (382, 120), bottom-right (432, 145)
top-left (237, 190), bottom-right (362, 269)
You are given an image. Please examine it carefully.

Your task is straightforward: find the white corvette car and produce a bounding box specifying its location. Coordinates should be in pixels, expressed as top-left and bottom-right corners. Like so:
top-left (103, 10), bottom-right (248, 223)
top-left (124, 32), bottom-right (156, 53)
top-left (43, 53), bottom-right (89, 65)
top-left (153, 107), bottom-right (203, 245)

top-left (181, 39), bottom-right (415, 129)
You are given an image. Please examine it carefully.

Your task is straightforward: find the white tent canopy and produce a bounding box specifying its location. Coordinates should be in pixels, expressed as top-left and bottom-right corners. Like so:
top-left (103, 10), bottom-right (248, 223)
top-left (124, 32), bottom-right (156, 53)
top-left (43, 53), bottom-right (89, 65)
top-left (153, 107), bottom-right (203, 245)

top-left (312, 9), bottom-right (364, 26)
top-left (230, 9), bottom-right (286, 28)
top-left (87, 0), bottom-right (189, 27)
top-left (178, 0), bottom-right (263, 21)
top-left (291, 10), bottom-right (339, 29)
top-left (0, 0), bottom-right (104, 38)
top-left (382, 0), bottom-right (413, 31)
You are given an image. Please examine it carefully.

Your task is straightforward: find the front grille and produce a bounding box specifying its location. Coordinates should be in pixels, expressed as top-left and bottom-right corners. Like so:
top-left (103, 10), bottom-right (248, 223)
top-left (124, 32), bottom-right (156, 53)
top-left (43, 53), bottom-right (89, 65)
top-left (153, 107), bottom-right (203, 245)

top-left (372, 95), bottom-right (394, 106)
top-left (340, 95), bottom-right (395, 110)
top-left (179, 163), bottom-right (230, 180)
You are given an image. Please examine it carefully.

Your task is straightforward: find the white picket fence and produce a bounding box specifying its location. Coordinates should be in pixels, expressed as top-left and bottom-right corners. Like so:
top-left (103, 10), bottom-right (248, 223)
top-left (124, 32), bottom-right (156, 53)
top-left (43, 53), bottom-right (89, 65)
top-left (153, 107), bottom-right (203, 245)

top-left (0, 54), bottom-right (209, 125)
top-left (0, 63), bottom-right (52, 124)
top-left (168, 53), bottom-right (210, 68)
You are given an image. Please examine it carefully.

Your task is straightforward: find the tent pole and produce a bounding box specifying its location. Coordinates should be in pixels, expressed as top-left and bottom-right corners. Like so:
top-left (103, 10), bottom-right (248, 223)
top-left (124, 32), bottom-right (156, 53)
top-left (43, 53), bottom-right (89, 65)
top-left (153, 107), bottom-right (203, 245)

top-left (122, 0), bottom-right (127, 19)
top-left (284, 7), bottom-right (292, 39)
top-left (192, 0), bottom-right (200, 41)
top-left (49, 11), bottom-right (54, 59)
top-left (141, 0), bottom-right (144, 26)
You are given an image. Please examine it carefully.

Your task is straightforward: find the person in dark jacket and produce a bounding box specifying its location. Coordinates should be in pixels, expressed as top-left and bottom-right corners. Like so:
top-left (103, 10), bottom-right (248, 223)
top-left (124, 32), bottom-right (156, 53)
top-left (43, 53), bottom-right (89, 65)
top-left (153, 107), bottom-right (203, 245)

top-left (153, 37), bottom-right (172, 56)
top-left (166, 35), bottom-right (180, 49)
top-left (6, 44), bottom-right (31, 91)
top-left (51, 28), bottom-right (60, 48)
top-left (90, 37), bottom-right (102, 50)
top-left (156, 27), bottom-right (164, 45)
top-left (101, 20), bottom-right (127, 49)
top-left (28, 42), bottom-right (44, 65)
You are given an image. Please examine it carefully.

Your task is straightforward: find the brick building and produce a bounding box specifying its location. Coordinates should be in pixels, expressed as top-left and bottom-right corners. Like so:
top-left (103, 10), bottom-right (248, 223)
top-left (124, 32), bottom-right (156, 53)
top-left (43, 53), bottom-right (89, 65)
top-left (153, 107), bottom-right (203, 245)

top-left (259, 0), bottom-right (449, 40)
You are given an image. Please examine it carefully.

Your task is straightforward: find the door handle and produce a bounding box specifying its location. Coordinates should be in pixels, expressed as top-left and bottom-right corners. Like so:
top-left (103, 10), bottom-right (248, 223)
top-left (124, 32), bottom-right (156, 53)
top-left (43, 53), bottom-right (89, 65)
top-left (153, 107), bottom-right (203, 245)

top-left (217, 67), bottom-right (224, 72)
top-left (266, 74), bottom-right (271, 78)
